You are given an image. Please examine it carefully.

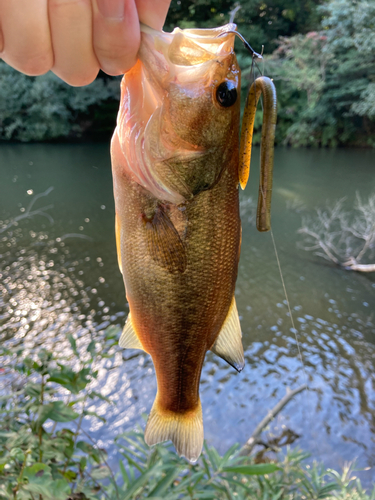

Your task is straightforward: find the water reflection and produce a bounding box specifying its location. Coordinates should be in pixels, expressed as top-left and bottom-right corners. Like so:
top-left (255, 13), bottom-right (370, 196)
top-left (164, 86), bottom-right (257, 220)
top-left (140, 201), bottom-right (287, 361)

top-left (0, 145), bottom-right (375, 487)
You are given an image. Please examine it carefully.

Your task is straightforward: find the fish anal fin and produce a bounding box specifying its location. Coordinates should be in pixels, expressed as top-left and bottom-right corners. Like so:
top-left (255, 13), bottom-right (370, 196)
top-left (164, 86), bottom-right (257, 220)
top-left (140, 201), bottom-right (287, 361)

top-left (119, 313), bottom-right (144, 351)
top-left (115, 213), bottom-right (123, 274)
top-left (143, 205), bottom-right (187, 274)
top-left (211, 297), bottom-right (245, 372)
top-left (145, 398), bottom-right (203, 463)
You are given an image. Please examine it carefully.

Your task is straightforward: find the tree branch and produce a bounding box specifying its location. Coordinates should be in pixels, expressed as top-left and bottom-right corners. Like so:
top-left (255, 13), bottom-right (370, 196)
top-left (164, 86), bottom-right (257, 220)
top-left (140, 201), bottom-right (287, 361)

top-left (239, 384), bottom-right (308, 456)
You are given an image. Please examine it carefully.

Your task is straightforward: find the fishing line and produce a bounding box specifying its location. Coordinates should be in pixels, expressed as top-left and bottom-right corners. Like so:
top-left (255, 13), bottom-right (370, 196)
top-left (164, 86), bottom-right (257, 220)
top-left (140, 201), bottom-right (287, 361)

top-left (268, 226), bottom-right (309, 387)
top-left (253, 76), bottom-right (308, 383)
top-left (256, 167), bottom-right (313, 446)
top-left (228, 25), bottom-right (313, 441)
top-left (250, 63), bottom-right (314, 445)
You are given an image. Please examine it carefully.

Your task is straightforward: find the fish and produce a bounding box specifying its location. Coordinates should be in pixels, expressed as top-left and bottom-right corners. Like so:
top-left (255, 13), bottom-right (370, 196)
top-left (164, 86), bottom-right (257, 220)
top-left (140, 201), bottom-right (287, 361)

top-left (110, 23), bottom-right (277, 463)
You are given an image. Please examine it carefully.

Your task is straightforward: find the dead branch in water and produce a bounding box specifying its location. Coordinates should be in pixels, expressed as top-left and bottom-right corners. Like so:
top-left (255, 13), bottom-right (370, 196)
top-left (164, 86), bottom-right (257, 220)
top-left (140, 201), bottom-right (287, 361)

top-left (0, 186), bottom-right (54, 234)
top-left (298, 193), bottom-right (375, 272)
top-left (239, 384), bottom-right (308, 456)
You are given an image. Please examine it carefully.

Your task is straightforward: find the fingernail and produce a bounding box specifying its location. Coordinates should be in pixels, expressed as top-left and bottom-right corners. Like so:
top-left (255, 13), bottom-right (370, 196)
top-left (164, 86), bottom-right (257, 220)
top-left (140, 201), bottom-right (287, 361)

top-left (96, 0), bottom-right (125, 19)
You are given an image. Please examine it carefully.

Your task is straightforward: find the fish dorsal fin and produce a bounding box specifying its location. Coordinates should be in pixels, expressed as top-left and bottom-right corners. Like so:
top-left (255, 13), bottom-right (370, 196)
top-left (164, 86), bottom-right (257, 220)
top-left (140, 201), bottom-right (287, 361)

top-left (211, 297), bottom-right (245, 372)
top-left (119, 313), bottom-right (144, 351)
top-left (143, 205), bottom-right (187, 274)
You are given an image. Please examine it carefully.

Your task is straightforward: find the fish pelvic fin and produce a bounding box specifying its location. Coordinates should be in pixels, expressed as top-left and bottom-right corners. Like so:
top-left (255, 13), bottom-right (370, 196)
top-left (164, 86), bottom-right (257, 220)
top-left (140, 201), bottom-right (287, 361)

top-left (144, 398), bottom-right (203, 463)
top-left (211, 297), bottom-right (245, 372)
top-left (143, 205), bottom-right (187, 274)
top-left (119, 313), bottom-right (144, 351)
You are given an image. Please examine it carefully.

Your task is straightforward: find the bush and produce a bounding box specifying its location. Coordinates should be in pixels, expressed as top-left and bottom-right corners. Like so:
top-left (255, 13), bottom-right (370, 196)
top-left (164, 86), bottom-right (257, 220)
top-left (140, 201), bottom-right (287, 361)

top-left (0, 64), bottom-right (120, 142)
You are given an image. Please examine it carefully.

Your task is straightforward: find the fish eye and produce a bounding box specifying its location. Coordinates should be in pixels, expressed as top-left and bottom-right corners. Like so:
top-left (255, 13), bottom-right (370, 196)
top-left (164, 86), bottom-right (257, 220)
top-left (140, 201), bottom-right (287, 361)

top-left (216, 81), bottom-right (237, 108)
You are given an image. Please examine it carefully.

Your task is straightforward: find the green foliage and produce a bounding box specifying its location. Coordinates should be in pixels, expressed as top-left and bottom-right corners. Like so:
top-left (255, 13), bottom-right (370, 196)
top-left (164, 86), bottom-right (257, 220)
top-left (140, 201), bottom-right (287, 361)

top-left (0, 328), bottom-right (119, 500)
top-left (268, 0), bottom-right (375, 147)
top-left (1, 328), bottom-right (374, 499)
top-left (165, 0), bottom-right (324, 53)
top-left (0, 0), bottom-right (326, 144)
top-left (1, 0), bottom-right (373, 147)
top-left (0, 65), bottom-right (120, 142)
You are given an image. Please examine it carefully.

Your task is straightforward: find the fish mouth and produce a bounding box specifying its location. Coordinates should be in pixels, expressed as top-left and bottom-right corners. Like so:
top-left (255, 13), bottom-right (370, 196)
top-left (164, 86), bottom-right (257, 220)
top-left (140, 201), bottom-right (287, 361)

top-left (115, 24), bottom-right (239, 205)
top-left (140, 22), bottom-right (237, 66)
top-left (138, 23), bottom-right (237, 91)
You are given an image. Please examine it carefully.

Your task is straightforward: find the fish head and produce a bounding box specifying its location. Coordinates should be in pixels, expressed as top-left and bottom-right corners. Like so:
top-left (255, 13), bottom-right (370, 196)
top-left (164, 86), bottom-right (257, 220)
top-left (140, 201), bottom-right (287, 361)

top-left (113, 24), bottom-right (241, 204)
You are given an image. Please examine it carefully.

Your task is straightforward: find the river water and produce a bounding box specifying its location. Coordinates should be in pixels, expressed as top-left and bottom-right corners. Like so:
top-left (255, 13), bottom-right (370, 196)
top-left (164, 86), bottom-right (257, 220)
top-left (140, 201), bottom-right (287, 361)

top-left (0, 144), bottom-right (374, 486)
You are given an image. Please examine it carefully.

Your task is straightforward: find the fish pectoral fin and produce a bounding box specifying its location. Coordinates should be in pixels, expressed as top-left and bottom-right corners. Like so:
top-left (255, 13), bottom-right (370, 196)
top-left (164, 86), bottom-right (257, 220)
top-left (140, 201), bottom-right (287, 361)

top-left (143, 205), bottom-right (187, 274)
top-left (119, 313), bottom-right (144, 351)
top-left (145, 397), bottom-right (203, 463)
top-left (211, 297), bottom-right (245, 372)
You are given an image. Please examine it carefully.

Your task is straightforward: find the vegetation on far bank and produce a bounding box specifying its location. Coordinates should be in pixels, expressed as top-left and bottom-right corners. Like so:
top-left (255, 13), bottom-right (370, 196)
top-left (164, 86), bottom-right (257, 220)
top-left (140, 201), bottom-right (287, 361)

top-left (0, 0), bottom-right (374, 146)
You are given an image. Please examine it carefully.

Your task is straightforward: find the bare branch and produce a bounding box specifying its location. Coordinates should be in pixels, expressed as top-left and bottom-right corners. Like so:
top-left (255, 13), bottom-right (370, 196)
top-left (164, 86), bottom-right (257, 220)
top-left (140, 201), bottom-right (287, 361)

top-left (239, 384), bottom-right (308, 456)
top-left (298, 193), bottom-right (375, 273)
top-left (0, 187), bottom-right (54, 234)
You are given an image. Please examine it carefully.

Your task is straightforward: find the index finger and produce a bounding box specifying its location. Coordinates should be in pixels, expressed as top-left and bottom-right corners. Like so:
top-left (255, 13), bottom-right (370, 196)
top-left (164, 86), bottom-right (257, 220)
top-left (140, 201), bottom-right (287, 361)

top-left (135, 0), bottom-right (171, 30)
top-left (92, 0), bottom-right (140, 76)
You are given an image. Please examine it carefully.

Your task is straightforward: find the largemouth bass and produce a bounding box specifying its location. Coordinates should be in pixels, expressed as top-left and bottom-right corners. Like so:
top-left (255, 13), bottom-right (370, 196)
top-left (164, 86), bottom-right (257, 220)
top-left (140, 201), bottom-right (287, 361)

top-left (111, 23), bottom-right (276, 462)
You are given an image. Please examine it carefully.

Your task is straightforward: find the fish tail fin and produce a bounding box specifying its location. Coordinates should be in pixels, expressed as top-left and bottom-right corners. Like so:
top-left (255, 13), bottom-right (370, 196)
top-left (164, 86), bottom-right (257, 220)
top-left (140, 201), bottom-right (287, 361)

top-left (144, 397), bottom-right (203, 463)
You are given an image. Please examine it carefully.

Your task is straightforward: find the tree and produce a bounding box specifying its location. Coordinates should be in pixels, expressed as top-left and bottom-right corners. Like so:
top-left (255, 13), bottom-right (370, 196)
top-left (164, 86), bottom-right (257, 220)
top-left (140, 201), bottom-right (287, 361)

top-left (268, 0), bottom-right (375, 147)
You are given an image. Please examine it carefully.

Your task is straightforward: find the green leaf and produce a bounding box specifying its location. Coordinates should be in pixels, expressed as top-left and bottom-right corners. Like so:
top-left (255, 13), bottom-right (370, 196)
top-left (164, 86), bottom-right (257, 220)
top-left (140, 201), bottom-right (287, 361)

top-left (79, 456), bottom-right (87, 472)
top-left (192, 493), bottom-right (218, 499)
top-left (9, 447), bottom-right (25, 462)
top-left (68, 334), bottom-right (78, 356)
top-left (48, 365), bottom-right (91, 394)
top-left (22, 463), bottom-right (53, 497)
top-left (222, 463), bottom-right (281, 475)
top-left (204, 443), bottom-right (219, 471)
top-left (119, 459), bottom-right (130, 487)
top-left (90, 465), bottom-right (111, 479)
top-left (38, 401), bottom-right (79, 424)
top-left (177, 471), bottom-right (206, 491)
top-left (37, 404), bottom-right (55, 428)
top-left (221, 443), bottom-right (240, 466)
top-left (88, 391), bottom-right (112, 404)
top-left (121, 464), bottom-right (161, 500)
top-left (76, 441), bottom-right (101, 464)
top-left (23, 357), bottom-right (41, 372)
top-left (225, 477), bottom-right (253, 493)
top-left (147, 467), bottom-right (181, 497)
top-left (61, 469), bottom-right (77, 481)
top-left (87, 340), bottom-right (96, 356)
top-left (317, 481), bottom-right (339, 497)
top-left (49, 478), bottom-right (71, 500)
top-left (201, 455), bottom-right (212, 479)
top-left (104, 325), bottom-right (121, 340)
top-left (24, 382), bottom-right (42, 398)
top-left (82, 410), bottom-right (106, 423)
top-left (120, 451), bottom-right (145, 473)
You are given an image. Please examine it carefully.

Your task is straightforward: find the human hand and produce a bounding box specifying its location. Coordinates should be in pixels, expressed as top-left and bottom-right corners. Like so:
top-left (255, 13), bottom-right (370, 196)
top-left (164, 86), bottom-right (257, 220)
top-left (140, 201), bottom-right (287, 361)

top-left (0, 0), bottom-right (171, 86)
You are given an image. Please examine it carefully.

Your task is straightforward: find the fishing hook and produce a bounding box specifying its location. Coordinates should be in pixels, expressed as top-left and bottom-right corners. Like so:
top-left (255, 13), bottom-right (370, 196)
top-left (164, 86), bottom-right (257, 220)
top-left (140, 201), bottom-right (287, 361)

top-left (218, 30), bottom-right (263, 60)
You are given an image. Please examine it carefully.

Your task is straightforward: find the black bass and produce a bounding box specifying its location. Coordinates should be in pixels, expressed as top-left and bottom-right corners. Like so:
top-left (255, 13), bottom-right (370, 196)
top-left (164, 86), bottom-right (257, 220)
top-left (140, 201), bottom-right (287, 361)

top-left (111, 23), bottom-right (276, 462)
